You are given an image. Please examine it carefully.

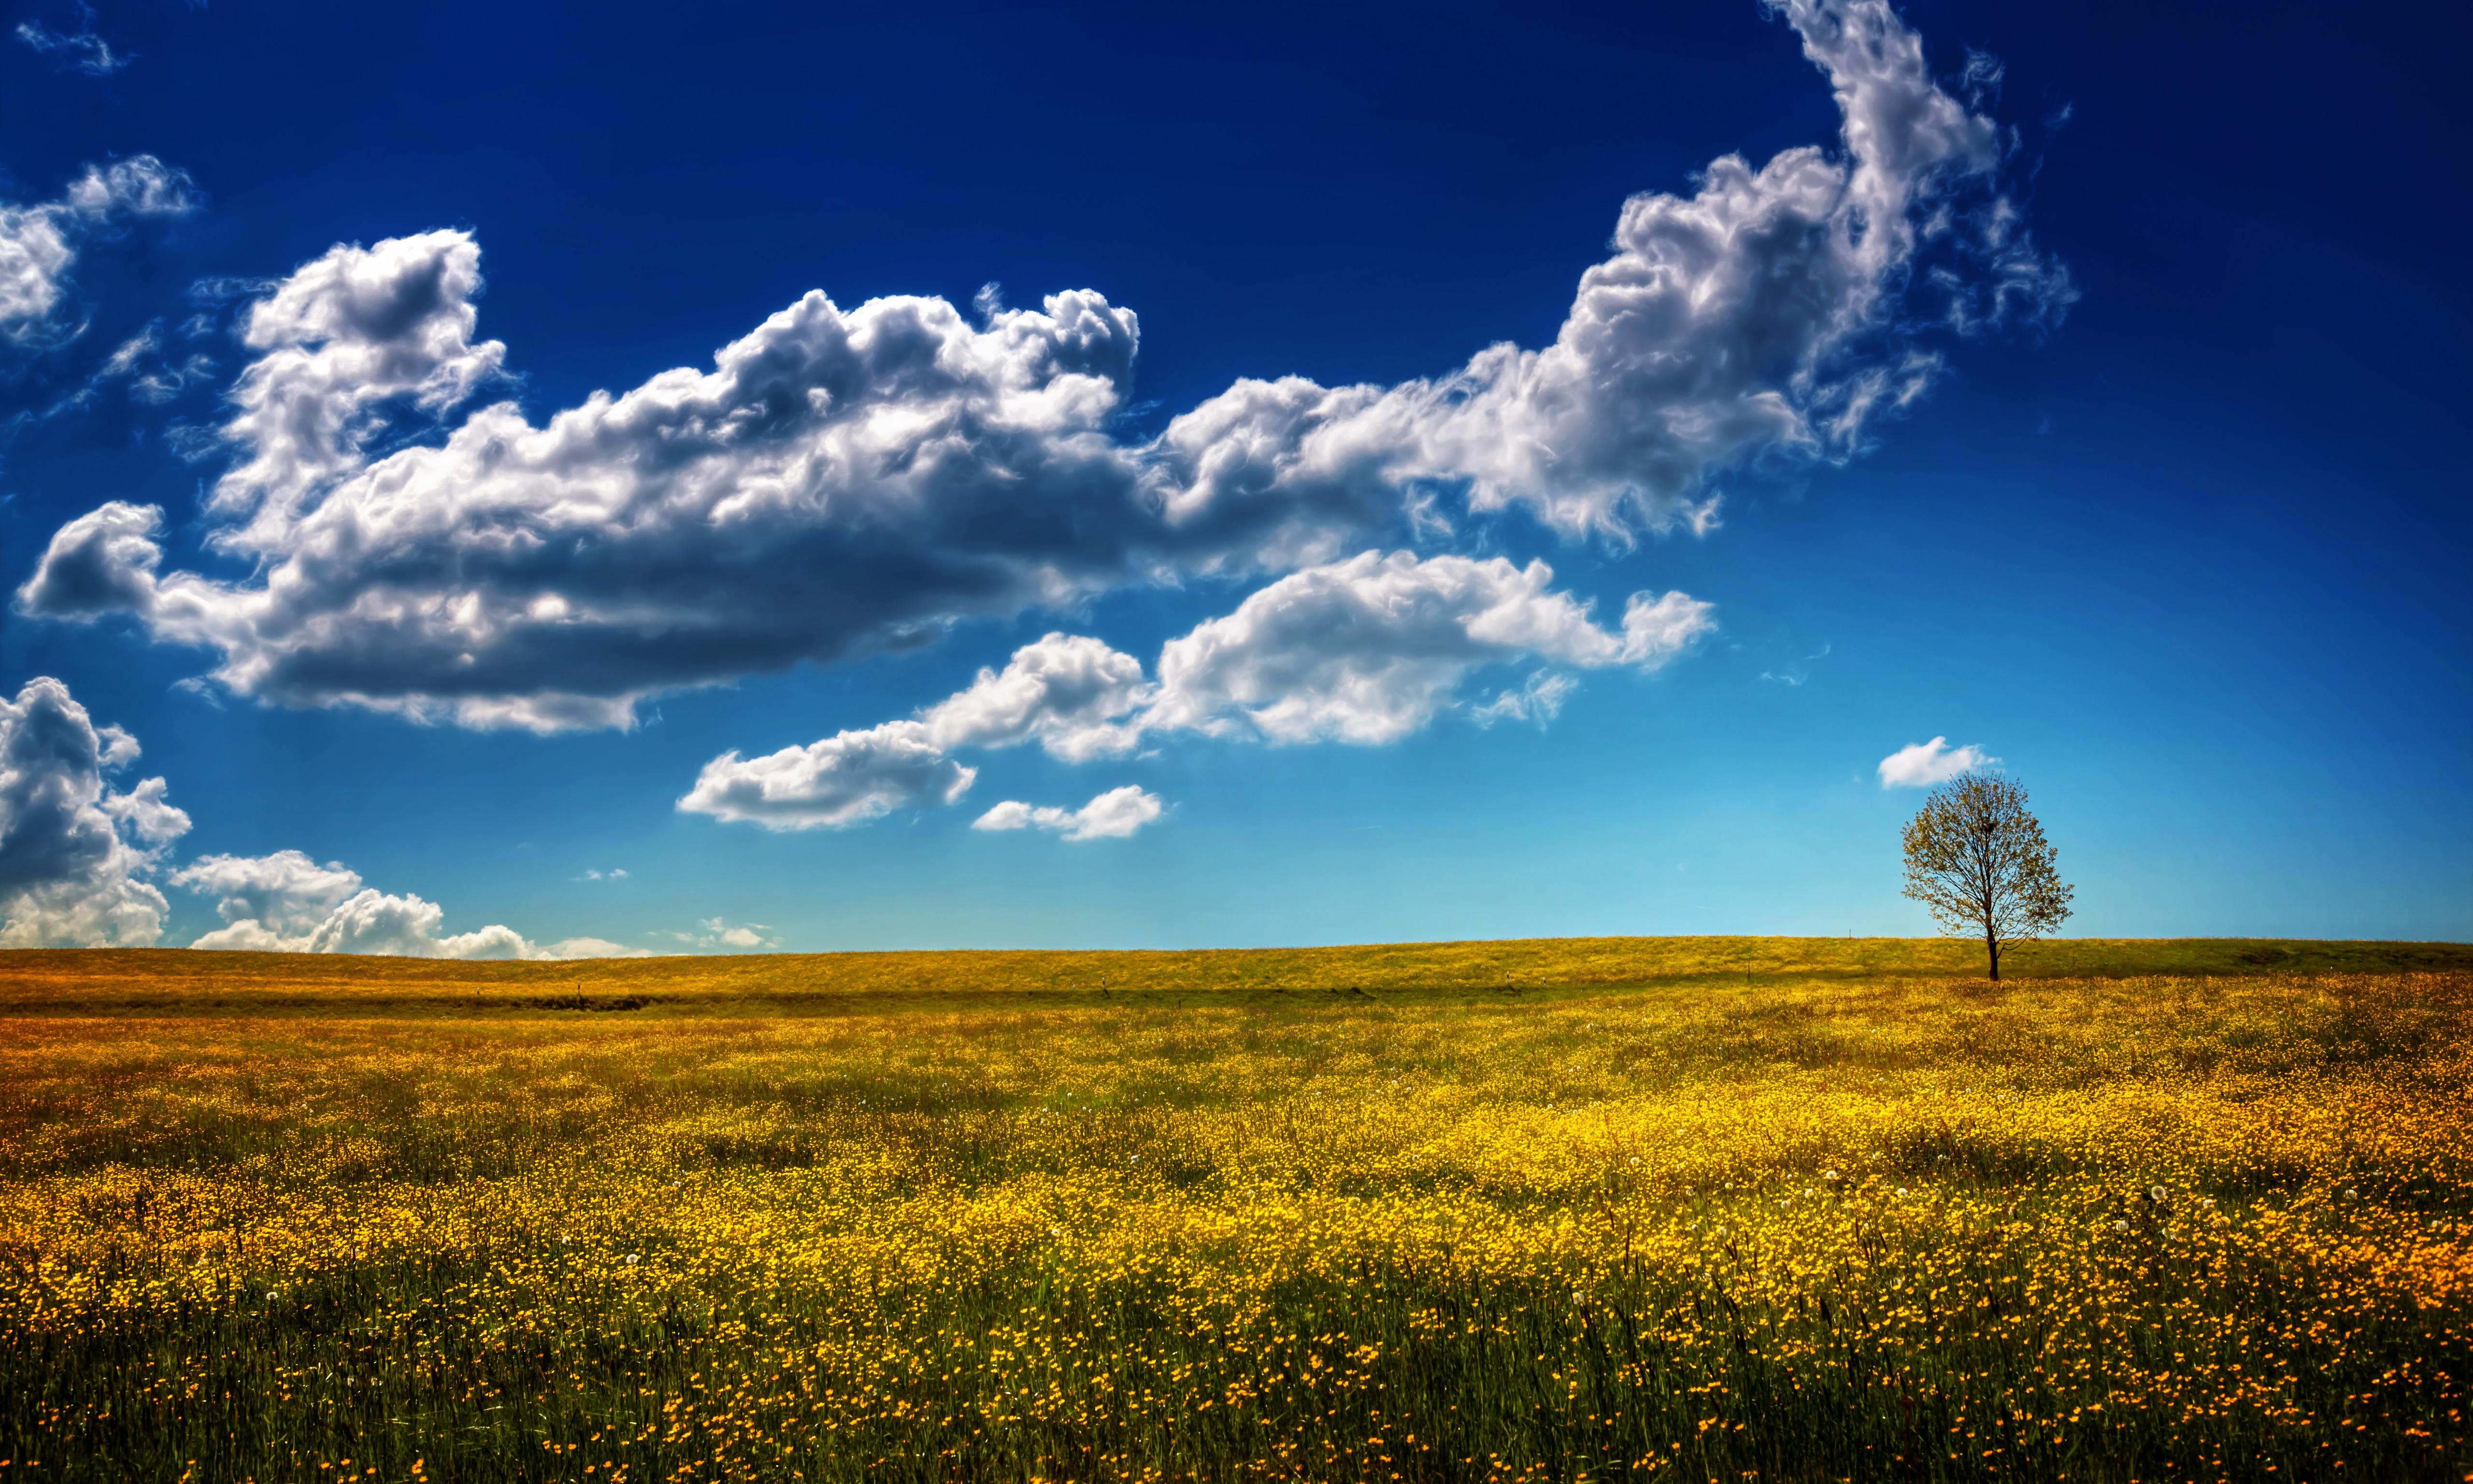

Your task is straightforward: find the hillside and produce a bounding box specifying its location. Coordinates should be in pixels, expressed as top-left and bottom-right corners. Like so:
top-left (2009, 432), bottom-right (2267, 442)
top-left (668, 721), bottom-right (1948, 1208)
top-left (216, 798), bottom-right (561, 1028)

top-left (0, 934), bottom-right (2464, 1014)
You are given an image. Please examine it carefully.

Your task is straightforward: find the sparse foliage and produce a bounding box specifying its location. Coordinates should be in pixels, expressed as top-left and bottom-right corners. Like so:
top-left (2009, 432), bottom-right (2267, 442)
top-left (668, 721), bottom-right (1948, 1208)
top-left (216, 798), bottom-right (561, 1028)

top-left (1901, 770), bottom-right (2074, 979)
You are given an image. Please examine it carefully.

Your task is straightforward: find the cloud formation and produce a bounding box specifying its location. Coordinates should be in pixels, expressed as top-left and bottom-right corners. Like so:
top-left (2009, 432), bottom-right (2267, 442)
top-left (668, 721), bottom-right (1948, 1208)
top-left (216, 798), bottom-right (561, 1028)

top-left (1878, 735), bottom-right (1996, 788)
top-left (0, 684), bottom-right (636, 955)
top-left (14, 8), bottom-right (129, 76)
top-left (1471, 671), bottom-right (1579, 729)
top-left (1144, 551), bottom-right (1708, 745)
top-left (0, 157), bottom-right (196, 347)
top-left (23, 0), bottom-right (2064, 732)
top-left (921, 633), bottom-right (1152, 763)
top-left (0, 676), bottom-right (190, 946)
top-left (172, 846), bottom-right (630, 959)
top-left (169, 848), bottom-right (360, 936)
top-left (90, 323), bottom-right (217, 404)
top-left (687, 548), bottom-right (1704, 833)
top-left (667, 917), bottom-right (776, 950)
top-left (677, 721), bottom-right (977, 831)
top-left (973, 786), bottom-right (1164, 842)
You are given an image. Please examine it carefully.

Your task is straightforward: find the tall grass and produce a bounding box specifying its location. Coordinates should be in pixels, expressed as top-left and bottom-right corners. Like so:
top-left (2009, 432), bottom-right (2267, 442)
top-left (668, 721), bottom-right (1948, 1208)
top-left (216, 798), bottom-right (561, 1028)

top-left (0, 954), bottom-right (2466, 1481)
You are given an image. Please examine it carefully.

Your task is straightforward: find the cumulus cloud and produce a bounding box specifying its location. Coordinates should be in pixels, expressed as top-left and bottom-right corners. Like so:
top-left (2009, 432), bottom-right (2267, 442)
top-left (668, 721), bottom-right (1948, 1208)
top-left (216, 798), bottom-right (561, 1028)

top-left (1142, 551), bottom-right (1709, 745)
top-left (1144, 0), bottom-right (2021, 548)
top-left (167, 848), bottom-right (360, 935)
top-left (676, 721), bottom-right (976, 830)
top-left (22, 0), bottom-right (2064, 732)
top-left (0, 690), bottom-right (635, 958)
top-left (0, 676), bottom-right (191, 946)
top-left (186, 888), bottom-right (535, 958)
top-left (1877, 735), bottom-right (1996, 788)
top-left (973, 785), bottom-right (1164, 842)
top-left (171, 846), bottom-right (637, 959)
top-left (686, 548), bottom-right (1705, 833)
top-left (0, 157), bottom-right (197, 347)
top-left (921, 632), bottom-right (1152, 762)
top-left (209, 230), bottom-right (508, 536)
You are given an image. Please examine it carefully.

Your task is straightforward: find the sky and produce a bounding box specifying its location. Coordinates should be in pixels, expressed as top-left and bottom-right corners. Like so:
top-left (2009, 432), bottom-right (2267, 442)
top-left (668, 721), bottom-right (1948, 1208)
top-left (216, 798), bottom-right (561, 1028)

top-left (0, 0), bottom-right (2465, 956)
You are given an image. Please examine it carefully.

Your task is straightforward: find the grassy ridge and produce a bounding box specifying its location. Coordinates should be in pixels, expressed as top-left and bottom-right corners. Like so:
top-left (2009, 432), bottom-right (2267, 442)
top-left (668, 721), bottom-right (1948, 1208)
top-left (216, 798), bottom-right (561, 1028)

top-left (1, 935), bottom-right (2466, 1014)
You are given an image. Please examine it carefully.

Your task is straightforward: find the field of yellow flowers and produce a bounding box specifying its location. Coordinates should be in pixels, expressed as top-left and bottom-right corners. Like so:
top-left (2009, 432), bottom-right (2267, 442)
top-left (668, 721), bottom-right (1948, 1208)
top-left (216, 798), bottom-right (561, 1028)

top-left (0, 940), bottom-right (2467, 1482)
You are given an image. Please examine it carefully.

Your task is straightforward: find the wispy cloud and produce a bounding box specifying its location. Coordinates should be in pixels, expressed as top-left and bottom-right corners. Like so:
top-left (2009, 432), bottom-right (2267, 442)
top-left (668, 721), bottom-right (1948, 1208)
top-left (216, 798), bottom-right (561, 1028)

top-left (0, 157), bottom-right (198, 349)
top-left (1472, 671), bottom-right (1578, 729)
top-left (88, 322), bottom-right (217, 403)
top-left (15, 5), bottom-right (131, 76)
top-left (1759, 642), bottom-right (1832, 686)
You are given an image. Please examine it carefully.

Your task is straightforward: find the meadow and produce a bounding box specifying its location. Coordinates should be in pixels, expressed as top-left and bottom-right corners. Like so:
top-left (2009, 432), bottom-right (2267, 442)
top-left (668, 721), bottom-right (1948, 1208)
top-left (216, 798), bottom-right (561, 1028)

top-left (1, 937), bottom-right (2468, 1483)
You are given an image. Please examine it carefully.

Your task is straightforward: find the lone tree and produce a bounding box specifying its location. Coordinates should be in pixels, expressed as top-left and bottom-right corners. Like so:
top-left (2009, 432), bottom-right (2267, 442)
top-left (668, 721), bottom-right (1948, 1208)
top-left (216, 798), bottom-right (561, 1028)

top-left (1900, 771), bottom-right (2073, 980)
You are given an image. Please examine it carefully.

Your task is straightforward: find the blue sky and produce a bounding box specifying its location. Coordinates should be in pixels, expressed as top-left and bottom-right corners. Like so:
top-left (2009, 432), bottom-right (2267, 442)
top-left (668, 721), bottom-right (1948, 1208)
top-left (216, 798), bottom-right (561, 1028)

top-left (0, 0), bottom-right (2465, 955)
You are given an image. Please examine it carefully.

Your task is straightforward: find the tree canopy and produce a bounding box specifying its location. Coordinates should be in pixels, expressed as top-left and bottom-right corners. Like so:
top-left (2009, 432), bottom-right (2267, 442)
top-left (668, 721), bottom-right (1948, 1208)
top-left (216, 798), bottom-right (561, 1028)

top-left (1901, 771), bottom-right (2073, 980)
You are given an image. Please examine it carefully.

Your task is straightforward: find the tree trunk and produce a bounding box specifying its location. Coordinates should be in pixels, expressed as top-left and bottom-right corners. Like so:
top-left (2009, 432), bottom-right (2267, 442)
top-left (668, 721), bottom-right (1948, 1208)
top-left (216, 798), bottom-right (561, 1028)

top-left (1987, 934), bottom-right (2000, 981)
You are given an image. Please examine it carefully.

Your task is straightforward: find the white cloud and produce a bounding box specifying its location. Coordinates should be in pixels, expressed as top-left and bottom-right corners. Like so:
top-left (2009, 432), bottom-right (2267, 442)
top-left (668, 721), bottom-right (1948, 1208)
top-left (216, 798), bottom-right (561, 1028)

top-left (685, 549), bottom-right (1708, 834)
top-left (59, 157), bottom-right (194, 221)
top-left (89, 322), bottom-right (217, 403)
top-left (0, 157), bottom-right (197, 347)
top-left (211, 230), bottom-right (509, 540)
top-left (168, 848), bottom-right (360, 935)
top-left (172, 847), bottom-right (572, 959)
top-left (21, 0), bottom-right (2065, 732)
top-left (921, 632), bottom-right (1152, 762)
top-left (1142, 551), bottom-right (1710, 745)
top-left (0, 676), bottom-right (192, 946)
top-left (1472, 671), bottom-right (1578, 729)
top-left (973, 785), bottom-right (1164, 842)
top-left (100, 326), bottom-right (154, 376)
top-left (538, 937), bottom-right (652, 960)
top-left (665, 917), bottom-right (777, 950)
top-left (1877, 735), bottom-right (1996, 788)
top-left (1141, 0), bottom-right (2065, 544)
top-left (192, 888), bottom-right (537, 959)
top-left (15, 500), bottom-right (166, 617)
top-left (15, 10), bottom-right (130, 76)
top-left (0, 691), bottom-right (577, 957)
top-left (676, 721), bottom-right (976, 830)
top-left (684, 550), bottom-right (1706, 833)
top-left (576, 867), bottom-right (628, 881)
top-left (0, 211), bottom-right (75, 348)
top-left (0, 704), bottom-right (624, 958)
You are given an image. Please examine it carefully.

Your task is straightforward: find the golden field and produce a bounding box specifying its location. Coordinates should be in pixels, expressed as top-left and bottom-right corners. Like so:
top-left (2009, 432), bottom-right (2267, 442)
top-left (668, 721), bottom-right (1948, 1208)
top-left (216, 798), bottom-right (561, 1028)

top-left (0, 938), bottom-right (2468, 1483)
